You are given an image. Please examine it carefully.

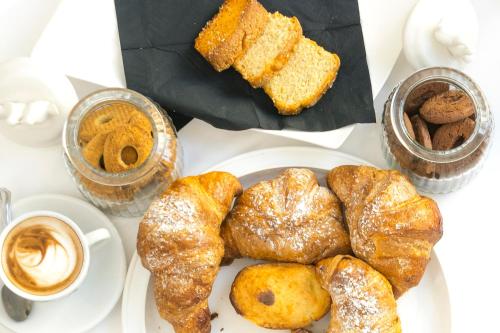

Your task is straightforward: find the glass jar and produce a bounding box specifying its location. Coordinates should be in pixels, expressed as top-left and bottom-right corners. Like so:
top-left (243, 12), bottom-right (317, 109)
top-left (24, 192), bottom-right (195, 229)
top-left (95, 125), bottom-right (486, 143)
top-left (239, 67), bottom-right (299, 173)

top-left (63, 88), bottom-right (182, 216)
top-left (382, 67), bottom-right (494, 193)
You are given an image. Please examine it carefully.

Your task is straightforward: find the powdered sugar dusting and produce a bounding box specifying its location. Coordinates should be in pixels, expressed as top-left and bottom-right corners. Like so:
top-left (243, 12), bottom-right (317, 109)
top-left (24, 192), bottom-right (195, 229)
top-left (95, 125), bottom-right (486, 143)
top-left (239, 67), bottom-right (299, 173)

top-left (223, 168), bottom-right (350, 264)
top-left (136, 174), bottom-right (242, 328)
top-left (328, 165), bottom-right (442, 297)
top-left (317, 256), bottom-right (401, 333)
top-left (331, 264), bottom-right (381, 332)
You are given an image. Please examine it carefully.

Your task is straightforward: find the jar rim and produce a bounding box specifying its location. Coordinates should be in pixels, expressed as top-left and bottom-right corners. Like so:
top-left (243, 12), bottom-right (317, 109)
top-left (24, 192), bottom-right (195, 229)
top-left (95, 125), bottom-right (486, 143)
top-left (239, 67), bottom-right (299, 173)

top-left (63, 88), bottom-right (169, 186)
top-left (390, 67), bottom-right (492, 163)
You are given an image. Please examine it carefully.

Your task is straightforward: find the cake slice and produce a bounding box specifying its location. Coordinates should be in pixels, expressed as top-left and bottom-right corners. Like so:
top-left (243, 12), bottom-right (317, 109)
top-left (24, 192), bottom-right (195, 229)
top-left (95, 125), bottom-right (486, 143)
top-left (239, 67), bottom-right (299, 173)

top-left (264, 37), bottom-right (341, 115)
top-left (195, 0), bottom-right (269, 72)
top-left (233, 12), bottom-right (302, 87)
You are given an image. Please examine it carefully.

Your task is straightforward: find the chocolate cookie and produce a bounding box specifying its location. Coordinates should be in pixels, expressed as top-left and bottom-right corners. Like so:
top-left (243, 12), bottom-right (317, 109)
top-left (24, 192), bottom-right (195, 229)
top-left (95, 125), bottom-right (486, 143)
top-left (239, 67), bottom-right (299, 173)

top-left (419, 90), bottom-right (474, 124)
top-left (433, 118), bottom-right (476, 150)
top-left (411, 115), bottom-right (432, 149)
top-left (404, 82), bottom-right (449, 115)
top-left (403, 112), bottom-right (415, 140)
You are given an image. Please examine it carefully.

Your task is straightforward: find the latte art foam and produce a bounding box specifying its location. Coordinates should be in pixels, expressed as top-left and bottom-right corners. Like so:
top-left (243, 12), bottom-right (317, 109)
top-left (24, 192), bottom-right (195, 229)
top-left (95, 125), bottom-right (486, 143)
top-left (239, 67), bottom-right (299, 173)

top-left (14, 228), bottom-right (78, 287)
top-left (2, 216), bottom-right (84, 296)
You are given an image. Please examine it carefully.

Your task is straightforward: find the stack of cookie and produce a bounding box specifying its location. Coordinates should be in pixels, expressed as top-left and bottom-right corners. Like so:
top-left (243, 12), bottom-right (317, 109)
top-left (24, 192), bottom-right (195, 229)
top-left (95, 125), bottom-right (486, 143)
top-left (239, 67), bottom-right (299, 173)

top-left (79, 102), bottom-right (154, 173)
top-left (404, 83), bottom-right (476, 151)
top-left (195, 0), bottom-right (341, 115)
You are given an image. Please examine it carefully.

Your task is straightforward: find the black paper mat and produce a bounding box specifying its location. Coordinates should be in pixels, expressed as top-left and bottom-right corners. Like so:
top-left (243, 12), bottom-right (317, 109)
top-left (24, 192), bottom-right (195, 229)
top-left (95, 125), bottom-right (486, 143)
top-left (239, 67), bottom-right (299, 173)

top-left (115, 0), bottom-right (375, 131)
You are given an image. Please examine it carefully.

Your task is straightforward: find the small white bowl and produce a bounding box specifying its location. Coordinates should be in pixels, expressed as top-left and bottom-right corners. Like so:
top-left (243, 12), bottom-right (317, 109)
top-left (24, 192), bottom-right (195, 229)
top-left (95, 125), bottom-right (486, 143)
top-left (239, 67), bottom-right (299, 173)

top-left (0, 57), bottom-right (78, 147)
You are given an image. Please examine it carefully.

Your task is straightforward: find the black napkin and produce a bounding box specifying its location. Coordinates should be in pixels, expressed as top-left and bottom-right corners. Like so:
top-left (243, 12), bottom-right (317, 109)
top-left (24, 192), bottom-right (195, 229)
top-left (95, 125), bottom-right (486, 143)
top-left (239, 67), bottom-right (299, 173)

top-left (115, 0), bottom-right (375, 131)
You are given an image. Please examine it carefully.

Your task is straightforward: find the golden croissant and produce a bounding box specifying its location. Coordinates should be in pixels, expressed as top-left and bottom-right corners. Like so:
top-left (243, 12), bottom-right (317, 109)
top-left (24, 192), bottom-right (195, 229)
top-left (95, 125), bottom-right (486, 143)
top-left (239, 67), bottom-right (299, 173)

top-left (137, 172), bottom-right (242, 333)
top-left (316, 255), bottom-right (402, 333)
top-left (327, 165), bottom-right (442, 297)
top-left (221, 168), bottom-right (351, 264)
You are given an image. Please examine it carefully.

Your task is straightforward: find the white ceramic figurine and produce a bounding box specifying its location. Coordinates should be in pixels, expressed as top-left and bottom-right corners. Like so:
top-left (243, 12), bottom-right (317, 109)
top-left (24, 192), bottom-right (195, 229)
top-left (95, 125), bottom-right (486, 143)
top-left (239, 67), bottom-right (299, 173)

top-left (403, 0), bottom-right (478, 69)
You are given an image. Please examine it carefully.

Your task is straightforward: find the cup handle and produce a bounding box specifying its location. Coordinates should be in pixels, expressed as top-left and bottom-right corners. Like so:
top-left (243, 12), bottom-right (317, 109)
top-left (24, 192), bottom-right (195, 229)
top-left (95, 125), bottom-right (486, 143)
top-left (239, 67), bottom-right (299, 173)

top-left (0, 188), bottom-right (12, 229)
top-left (85, 228), bottom-right (111, 247)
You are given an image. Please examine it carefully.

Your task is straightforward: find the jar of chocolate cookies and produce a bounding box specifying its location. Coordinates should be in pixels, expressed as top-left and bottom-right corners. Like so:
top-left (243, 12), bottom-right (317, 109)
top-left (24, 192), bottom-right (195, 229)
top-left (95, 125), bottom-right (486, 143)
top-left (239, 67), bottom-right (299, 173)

top-left (382, 67), bottom-right (493, 193)
top-left (63, 88), bottom-right (182, 216)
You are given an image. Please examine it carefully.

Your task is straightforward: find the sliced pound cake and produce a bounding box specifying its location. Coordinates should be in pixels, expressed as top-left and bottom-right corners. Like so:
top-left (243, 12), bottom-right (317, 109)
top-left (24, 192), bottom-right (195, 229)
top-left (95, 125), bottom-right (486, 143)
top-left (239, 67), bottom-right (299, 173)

top-left (195, 0), bottom-right (269, 72)
top-left (264, 37), bottom-right (341, 115)
top-left (233, 12), bottom-right (302, 87)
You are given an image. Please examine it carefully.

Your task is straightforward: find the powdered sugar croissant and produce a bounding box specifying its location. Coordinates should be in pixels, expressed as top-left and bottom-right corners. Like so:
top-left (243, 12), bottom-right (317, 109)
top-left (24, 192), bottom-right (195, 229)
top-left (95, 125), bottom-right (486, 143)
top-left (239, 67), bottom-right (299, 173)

top-left (222, 168), bottom-right (351, 264)
top-left (316, 255), bottom-right (402, 333)
top-left (137, 172), bottom-right (242, 333)
top-left (327, 165), bottom-right (443, 297)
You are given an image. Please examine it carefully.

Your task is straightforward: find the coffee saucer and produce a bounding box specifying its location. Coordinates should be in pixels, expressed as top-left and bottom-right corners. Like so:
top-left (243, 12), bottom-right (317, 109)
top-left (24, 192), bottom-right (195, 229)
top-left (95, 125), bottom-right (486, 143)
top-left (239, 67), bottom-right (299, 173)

top-left (0, 194), bottom-right (126, 333)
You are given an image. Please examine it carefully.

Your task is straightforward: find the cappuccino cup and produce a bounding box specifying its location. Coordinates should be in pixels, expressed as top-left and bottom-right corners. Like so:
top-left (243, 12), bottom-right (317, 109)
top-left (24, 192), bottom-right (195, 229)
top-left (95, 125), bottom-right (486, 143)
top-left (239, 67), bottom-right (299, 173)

top-left (0, 210), bottom-right (110, 301)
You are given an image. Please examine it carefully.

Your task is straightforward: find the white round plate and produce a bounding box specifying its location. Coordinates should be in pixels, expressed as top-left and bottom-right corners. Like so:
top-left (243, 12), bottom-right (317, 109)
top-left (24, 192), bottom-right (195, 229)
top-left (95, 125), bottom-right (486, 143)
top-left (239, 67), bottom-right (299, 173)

top-left (0, 194), bottom-right (127, 333)
top-left (122, 147), bottom-right (451, 333)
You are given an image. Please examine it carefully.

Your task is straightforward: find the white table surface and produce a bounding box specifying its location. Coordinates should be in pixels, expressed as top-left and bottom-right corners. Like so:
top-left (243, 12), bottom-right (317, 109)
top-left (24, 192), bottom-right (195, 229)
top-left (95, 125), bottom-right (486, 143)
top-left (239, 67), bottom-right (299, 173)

top-left (1, 1), bottom-right (500, 333)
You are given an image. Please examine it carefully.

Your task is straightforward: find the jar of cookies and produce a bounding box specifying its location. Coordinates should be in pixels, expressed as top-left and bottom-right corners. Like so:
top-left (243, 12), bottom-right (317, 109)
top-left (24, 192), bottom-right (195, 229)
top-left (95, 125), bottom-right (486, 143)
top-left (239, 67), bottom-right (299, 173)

top-left (382, 67), bottom-right (494, 193)
top-left (63, 88), bottom-right (182, 216)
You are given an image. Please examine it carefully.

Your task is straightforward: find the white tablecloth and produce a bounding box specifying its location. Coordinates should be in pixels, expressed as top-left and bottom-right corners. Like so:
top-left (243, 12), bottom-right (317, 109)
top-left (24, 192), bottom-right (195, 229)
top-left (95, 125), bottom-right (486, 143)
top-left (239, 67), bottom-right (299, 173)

top-left (1, 0), bottom-right (500, 332)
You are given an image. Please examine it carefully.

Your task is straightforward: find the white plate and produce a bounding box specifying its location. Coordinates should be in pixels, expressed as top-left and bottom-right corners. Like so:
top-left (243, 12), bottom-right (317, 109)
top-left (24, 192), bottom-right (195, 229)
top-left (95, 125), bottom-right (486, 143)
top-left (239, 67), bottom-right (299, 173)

top-left (122, 146), bottom-right (451, 333)
top-left (0, 194), bottom-right (127, 333)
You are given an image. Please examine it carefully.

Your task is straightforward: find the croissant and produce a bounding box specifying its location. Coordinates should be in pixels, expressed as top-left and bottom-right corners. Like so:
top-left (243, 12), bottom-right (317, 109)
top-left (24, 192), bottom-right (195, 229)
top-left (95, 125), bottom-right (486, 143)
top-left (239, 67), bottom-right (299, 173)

top-left (327, 165), bottom-right (443, 297)
top-left (316, 255), bottom-right (402, 333)
top-left (137, 172), bottom-right (242, 333)
top-left (221, 168), bottom-right (351, 264)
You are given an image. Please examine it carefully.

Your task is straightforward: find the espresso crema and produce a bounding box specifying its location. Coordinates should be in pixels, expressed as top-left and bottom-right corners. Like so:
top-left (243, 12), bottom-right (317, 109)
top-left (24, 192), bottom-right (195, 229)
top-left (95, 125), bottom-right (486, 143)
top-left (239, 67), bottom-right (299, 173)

top-left (1, 216), bottom-right (84, 296)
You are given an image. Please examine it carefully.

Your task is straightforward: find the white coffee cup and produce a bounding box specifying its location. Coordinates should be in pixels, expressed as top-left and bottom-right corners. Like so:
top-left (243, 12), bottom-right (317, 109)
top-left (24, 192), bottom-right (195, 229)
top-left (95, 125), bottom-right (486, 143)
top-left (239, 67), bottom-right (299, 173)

top-left (0, 210), bottom-right (110, 301)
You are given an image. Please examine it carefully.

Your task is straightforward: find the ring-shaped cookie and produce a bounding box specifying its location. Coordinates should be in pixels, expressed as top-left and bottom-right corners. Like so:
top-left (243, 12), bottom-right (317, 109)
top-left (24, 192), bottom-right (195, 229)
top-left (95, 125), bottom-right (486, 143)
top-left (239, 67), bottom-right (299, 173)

top-left (103, 125), bottom-right (154, 173)
top-left (128, 111), bottom-right (153, 137)
top-left (78, 102), bottom-right (138, 143)
top-left (82, 132), bottom-right (108, 170)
